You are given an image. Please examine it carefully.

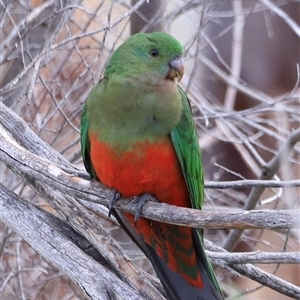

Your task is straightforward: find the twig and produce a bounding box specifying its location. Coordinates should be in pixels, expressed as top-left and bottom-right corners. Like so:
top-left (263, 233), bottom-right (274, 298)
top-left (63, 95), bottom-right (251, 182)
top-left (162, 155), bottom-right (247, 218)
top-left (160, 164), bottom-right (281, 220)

top-left (205, 179), bottom-right (300, 188)
top-left (16, 236), bottom-right (26, 300)
top-left (260, 0), bottom-right (300, 37)
top-left (224, 0), bottom-right (245, 110)
top-left (0, 0), bottom-right (55, 65)
top-left (205, 241), bottom-right (300, 299)
top-left (206, 250), bottom-right (300, 264)
top-left (223, 127), bottom-right (300, 250)
top-left (200, 56), bottom-right (274, 104)
top-left (0, 0), bottom-right (148, 94)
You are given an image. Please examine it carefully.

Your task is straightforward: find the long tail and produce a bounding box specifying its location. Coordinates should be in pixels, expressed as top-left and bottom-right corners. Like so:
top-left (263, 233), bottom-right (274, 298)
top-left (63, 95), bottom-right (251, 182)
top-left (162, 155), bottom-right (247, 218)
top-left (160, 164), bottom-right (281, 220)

top-left (144, 228), bottom-right (224, 300)
top-left (113, 210), bottom-right (224, 300)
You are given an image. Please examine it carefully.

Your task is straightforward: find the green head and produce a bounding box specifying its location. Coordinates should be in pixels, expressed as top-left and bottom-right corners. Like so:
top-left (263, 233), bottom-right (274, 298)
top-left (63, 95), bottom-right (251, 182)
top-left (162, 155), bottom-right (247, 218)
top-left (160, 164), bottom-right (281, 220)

top-left (105, 32), bottom-right (185, 82)
top-left (86, 32), bottom-right (185, 148)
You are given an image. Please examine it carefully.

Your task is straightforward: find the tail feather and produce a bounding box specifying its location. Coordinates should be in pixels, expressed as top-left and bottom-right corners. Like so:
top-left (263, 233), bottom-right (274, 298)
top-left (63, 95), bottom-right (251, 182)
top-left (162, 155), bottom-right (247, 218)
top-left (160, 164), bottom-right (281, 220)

top-left (192, 228), bottom-right (224, 299)
top-left (144, 228), bottom-right (224, 300)
top-left (114, 210), bottom-right (224, 300)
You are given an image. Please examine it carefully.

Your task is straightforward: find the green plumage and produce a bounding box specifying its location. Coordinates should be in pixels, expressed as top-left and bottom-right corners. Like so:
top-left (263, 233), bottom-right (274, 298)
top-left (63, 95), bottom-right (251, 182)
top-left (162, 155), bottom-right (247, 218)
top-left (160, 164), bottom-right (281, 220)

top-left (80, 32), bottom-right (224, 300)
top-left (171, 86), bottom-right (222, 296)
top-left (171, 86), bottom-right (204, 211)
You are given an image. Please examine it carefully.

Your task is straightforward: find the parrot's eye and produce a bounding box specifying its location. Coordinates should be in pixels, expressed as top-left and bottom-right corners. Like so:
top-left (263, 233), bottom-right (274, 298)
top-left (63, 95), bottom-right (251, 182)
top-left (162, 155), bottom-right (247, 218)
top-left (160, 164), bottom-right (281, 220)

top-left (149, 49), bottom-right (159, 57)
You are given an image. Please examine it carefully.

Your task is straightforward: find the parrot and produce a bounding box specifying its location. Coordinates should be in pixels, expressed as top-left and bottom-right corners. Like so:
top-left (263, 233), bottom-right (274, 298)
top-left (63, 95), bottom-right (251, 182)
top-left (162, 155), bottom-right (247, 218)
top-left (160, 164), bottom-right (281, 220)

top-left (80, 32), bottom-right (224, 300)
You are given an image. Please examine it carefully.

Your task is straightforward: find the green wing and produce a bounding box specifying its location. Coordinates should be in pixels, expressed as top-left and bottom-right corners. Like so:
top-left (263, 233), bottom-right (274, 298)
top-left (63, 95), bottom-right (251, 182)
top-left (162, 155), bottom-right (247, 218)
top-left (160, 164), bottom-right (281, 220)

top-left (171, 87), bottom-right (224, 296)
top-left (80, 101), bottom-right (98, 180)
top-left (170, 86), bottom-right (204, 211)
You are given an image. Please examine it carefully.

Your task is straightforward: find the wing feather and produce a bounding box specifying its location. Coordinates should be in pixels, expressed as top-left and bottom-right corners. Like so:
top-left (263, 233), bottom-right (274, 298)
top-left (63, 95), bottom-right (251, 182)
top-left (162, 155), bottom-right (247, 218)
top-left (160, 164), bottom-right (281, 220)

top-left (170, 86), bottom-right (204, 211)
top-left (171, 86), bottom-right (224, 297)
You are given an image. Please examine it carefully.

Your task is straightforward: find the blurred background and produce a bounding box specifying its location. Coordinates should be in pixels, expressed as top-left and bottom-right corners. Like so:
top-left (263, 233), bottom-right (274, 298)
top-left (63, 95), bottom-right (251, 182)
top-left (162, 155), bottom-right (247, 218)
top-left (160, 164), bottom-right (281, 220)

top-left (1, 0), bottom-right (299, 299)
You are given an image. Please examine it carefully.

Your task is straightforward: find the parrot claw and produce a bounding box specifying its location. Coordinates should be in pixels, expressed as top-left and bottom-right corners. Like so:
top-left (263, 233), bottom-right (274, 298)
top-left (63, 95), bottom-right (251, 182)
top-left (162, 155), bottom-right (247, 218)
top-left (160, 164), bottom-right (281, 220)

top-left (108, 190), bottom-right (120, 217)
top-left (133, 194), bottom-right (158, 222)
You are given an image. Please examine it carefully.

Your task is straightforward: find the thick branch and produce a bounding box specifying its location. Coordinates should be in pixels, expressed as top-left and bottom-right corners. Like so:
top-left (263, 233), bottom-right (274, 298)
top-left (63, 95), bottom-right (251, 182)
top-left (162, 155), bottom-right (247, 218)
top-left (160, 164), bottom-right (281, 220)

top-left (0, 184), bottom-right (144, 300)
top-left (0, 102), bottom-right (73, 168)
top-left (0, 125), bottom-right (164, 300)
top-left (0, 123), bottom-right (299, 231)
top-left (1, 106), bottom-right (299, 298)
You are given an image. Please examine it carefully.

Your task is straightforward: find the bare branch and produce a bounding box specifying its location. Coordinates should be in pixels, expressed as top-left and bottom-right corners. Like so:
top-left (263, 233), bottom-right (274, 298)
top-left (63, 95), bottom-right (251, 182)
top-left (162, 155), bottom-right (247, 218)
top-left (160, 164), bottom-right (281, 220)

top-left (0, 0), bottom-right (148, 95)
top-left (224, 127), bottom-right (300, 250)
top-left (205, 241), bottom-right (300, 299)
top-left (0, 0), bottom-right (55, 65)
top-left (1, 2), bottom-right (299, 298)
top-left (0, 116), bottom-right (164, 300)
top-left (130, 0), bottom-right (167, 34)
top-left (0, 102), bottom-right (73, 168)
top-left (205, 179), bottom-right (300, 188)
top-left (206, 250), bottom-right (300, 265)
top-left (0, 118), bottom-right (299, 231)
top-left (223, 0), bottom-right (244, 110)
top-left (260, 0), bottom-right (300, 37)
top-left (200, 56), bottom-right (274, 104)
top-left (0, 184), bottom-right (146, 300)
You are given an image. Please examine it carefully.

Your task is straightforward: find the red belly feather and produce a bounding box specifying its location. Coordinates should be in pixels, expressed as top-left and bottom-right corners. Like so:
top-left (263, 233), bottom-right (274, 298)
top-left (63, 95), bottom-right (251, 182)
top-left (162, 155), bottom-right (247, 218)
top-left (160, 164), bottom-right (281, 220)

top-left (89, 132), bottom-right (203, 288)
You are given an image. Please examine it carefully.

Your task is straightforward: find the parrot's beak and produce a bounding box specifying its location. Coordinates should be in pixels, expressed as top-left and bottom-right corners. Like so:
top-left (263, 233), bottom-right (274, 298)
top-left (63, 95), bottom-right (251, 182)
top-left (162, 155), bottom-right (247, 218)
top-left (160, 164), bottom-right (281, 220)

top-left (167, 57), bottom-right (184, 82)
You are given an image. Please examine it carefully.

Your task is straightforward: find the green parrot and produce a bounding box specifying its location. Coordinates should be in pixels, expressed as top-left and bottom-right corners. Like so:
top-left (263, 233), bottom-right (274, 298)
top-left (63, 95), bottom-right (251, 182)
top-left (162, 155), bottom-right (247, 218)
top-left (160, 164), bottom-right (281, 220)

top-left (81, 32), bottom-right (224, 300)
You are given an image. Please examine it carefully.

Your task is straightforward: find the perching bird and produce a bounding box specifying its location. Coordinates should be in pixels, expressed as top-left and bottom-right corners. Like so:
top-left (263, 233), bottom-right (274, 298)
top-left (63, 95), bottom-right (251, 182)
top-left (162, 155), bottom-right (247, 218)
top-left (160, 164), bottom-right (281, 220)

top-left (80, 32), bottom-right (224, 300)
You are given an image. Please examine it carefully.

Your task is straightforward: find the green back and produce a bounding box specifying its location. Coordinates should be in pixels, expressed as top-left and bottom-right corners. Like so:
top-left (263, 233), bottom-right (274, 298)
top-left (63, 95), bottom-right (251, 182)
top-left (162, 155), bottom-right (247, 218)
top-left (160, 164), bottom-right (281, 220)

top-left (81, 103), bottom-right (97, 180)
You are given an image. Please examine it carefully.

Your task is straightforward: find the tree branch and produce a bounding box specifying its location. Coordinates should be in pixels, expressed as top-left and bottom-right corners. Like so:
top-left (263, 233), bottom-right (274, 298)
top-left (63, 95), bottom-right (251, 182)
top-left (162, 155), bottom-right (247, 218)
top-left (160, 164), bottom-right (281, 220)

top-left (224, 127), bottom-right (300, 250)
top-left (206, 250), bottom-right (300, 265)
top-left (205, 241), bottom-right (300, 299)
top-left (1, 103), bottom-right (299, 298)
top-left (1, 2), bottom-right (299, 299)
top-left (0, 102), bottom-right (74, 168)
top-left (0, 184), bottom-right (146, 300)
top-left (0, 110), bottom-right (164, 300)
top-left (0, 118), bottom-right (299, 231)
top-left (260, 0), bottom-right (300, 37)
top-left (0, 0), bottom-right (149, 95)
top-left (206, 179), bottom-right (300, 188)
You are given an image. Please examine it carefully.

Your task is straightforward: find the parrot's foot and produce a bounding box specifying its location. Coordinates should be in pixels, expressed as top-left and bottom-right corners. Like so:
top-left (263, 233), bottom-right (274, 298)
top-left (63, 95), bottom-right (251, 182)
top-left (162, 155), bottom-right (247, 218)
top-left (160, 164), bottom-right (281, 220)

top-left (108, 190), bottom-right (120, 217)
top-left (133, 194), bottom-right (158, 222)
